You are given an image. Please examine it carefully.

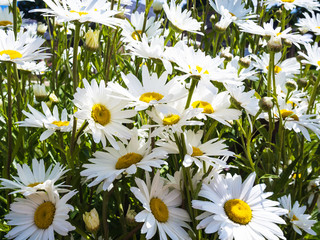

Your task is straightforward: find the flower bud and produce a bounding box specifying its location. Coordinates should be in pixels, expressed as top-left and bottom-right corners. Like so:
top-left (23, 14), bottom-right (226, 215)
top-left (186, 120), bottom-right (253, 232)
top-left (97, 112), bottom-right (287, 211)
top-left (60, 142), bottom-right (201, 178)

top-left (283, 38), bottom-right (292, 47)
top-left (37, 23), bottom-right (47, 35)
top-left (239, 57), bottom-right (251, 69)
top-left (285, 80), bottom-right (297, 92)
top-left (153, 1), bottom-right (163, 15)
top-left (259, 97), bottom-right (273, 111)
top-left (83, 208), bottom-right (100, 233)
top-left (85, 28), bottom-right (100, 51)
top-left (33, 84), bottom-right (47, 102)
top-left (275, 9), bottom-right (282, 20)
top-left (126, 208), bottom-right (137, 227)
top-left (297, 77), bottom-right (308, 88)
top-left (296, 54), bottom-right (305, 63)
top-left (49, 92), bottom-right (59, 103)
top-left (267, 36), bottom-right (282, 53)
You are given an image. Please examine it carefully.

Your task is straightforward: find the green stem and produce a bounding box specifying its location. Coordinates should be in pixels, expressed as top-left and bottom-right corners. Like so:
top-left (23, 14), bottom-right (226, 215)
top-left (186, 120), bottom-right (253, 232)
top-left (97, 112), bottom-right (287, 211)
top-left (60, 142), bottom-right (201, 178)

top-left (13, 0), bottom-right (18, 39)
top-left (307, 72), bottom-right (320, 114)
top-left (185, 78), bottom-right (198, 109)
top-left (73, 22), bottom-right (81, 93)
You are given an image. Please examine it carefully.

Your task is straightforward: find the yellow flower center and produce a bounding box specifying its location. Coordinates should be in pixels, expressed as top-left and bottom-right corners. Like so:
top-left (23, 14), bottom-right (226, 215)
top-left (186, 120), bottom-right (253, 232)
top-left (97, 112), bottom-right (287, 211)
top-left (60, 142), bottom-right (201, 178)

top-left (34, 201), bottom-right (56, 229)
top-left (91, 104), bottom-right (111, 126)
top-left (162, 114), bottom-right (180, 126)
top-left (0, 50), bottom-right (22, 59)
top-left (0, 21), bottom-right (13, 26)
top-left (280, 109), bottom-right (299, 121)
top-left (191, 146), bottom-right (203, 157)
top-left (266, 65), bottom-right (282, 74)
top-left (224, 199), bottom-right (252, 225)
top-left (317, 60), bottom-right (320, 67)
top-left (131, 30), bottom-right (142, 40)
top-left (292, 173), bottom-right (301, 179)
top-left (70, 10), bottom-right (89, 16)
top-left (230, 12), bottom-right (236, 17)
top-left (115, 152), bottom-right (143, 169)
top-left (188, 65), bottom-right (209, 74)
top-left (27, 182), bottom-right (43, 187)
top-left (150, 198), bottom-right (169, 223)
top-left (281, 0), bottom-right (294, 2)
top-left (287, 100), bottom-right (297, 108)
top-left (192, 101), bottom-right (214, 114)
top-left (291, 215), bottom-right (299, 221)
top-left (52, 121), bottom-right (69, 127)
top-left (139, 92), bottom-right (164, 103)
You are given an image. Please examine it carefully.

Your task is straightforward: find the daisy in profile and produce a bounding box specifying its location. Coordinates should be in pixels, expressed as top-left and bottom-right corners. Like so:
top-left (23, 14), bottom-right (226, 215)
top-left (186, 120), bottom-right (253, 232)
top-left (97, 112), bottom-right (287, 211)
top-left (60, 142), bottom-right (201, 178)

top-left (190, 81), bottom-right (241, 126)
top-left (17, 101), bottom-right (73, 141)
top-left (0, 29), bottom-right (50, 64)
top-left (81, 130), bottom-right (168, 191)
top-left (264, 0), bottom-right (320, 11)
top-left (130, 171), bottom-right (191, 240)
top-left (5, 190), bottom-right (76, 239)
top-left (296, 11), bottom-right (320, 35)
top-left (108, 65), bottom-right (187, 111)
top-left (278, 194), bottom-right (316, 235)
top-left (73, 79), bottom-right (136, 149)
top-left (121, 11), bottom-right (162, 44)
top-left (0, 7), bottom-right (13, 28)
top-left (163, 0), bottom-right (202, 34)
top-left (17, 61), bottom-right (48, 75)
top-left (0, 158), bottom-right (68, 196)
top-left (192, 172), bottom-right (288, 240)
top-left (298, 42), bottom-right (320, 70)
top-left (31, 0), bottom-right (123, 27)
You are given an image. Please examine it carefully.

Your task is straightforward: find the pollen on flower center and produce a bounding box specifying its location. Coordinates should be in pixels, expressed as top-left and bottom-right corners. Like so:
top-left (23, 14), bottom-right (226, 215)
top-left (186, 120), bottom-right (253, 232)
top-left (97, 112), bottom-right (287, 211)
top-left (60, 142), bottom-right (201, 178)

top-left (280, 109), bottom-right (299, 121)
top-left (139, 92), bottom-right (164, 103)
top-left (34, 201), bottom-right (56, 229)
top-left (115, 152), bottom-right (143, 169)
top-left (27, 182), bottom-right (43, 187)
top-left (52, 121), bottom-right (70, 127)
top-left (224, 199), bottom-right (252, 225)
top-left (131, 30), bottom-right (142, 40)
top-left (91, 104), bottom-right (111, 126)
top-left (192, 101), bottom-right (214, 114)
top-left (150, 198), bottom-right (169, 223)
top-left (0, 21), bottom-right (13, 26)
top-left (191, 146), bottom-right (203, 157)
top-left (0, 50), bottom-right (22, 59)
top-left (266, 65), bottom-right (282, 74)
top-left (70, 10), bottom-right (89, 16)
top-left (281, 0), bottom-right (294, 2)
top-left (163, 114), bottom-right (180, 126)
top-left (291, 215), bottom-right (299, 221)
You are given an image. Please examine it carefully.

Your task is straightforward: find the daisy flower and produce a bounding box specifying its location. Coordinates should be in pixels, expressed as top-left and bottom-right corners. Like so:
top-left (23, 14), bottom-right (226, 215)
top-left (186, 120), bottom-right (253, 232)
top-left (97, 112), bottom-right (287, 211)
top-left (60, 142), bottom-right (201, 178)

top-left (17, 61), bottom-right (48, 74)
top-left (298, 42), bottom-right (320, 70)
top-left (278, 194), bottom-right (316, 235)
top-left (81, 130), bottom-right (168, 191)
top-left (0, 29), bottom-right (50, 64)
top-left (225, 84), bottom-right (259, 116)
top-left (192, 172), bottom-right (288, 240)
top-left (31, 0), bottom-right (123, 28)
top-left (264, 0), bottom-right (320, 12)
top-left (0, 158), bottom-right (68, 196)
top-left (0, 7), bottom-right (13, 28)
top-left (145, 100), bottom-right (204, 137)
top-left (73, 79), bottom-right (136, 149)
top-left (163, 0), bottom-right (202, 34)
top-left (5, 190), bottom-right (76, 239)
top-left (296, 11), bottom-right (320, 35)
top-left (17, 101), bottom-right (73, 141)
top-left (130, 171), bottom-right (191, 240)
top-left (121, 11), bottom-right (162, 44)
top-left (108, 65), bottom-right (187, 111)
top-left (190, 81), bottom-right (241, 126)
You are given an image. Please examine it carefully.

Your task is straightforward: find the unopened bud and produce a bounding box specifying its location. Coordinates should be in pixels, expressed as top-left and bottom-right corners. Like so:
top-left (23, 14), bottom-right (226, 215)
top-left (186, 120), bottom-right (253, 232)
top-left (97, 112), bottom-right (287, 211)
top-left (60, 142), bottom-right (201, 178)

top-left (239, 57), bottom-right (251, 69)
top-left (221, 52), bottom-right (233, 61)
top-left (37, 23), bottom-right (47, 35)
top-left (297, 77), bottom-right (308, 88)
top-left (267, 36), bottom-right (282, 53)
top-left (85, 28), bottom-right (100, 51)
top-left (259, 97), bottom-right (273, 111)
top-left (214, 22), bottom-right (227, 33)
top-left (153, 1), bottom-right (163, 15)
top-left (126, 208), bottom-right (137, 227)
top-left (296, 54), bottom-right (305, 63)
top-left (83, 208), bottom-right (100, 233)
top-left (285, 80), bottom-right (297, 92)
top-left (275, 9), bottom-right (282, 20)
top-left (283, 38), bottom-right (292, 47)
top-left (49, 92), bottom-right (59, 103)
top-left (33, 84), bottom-right (47, 102)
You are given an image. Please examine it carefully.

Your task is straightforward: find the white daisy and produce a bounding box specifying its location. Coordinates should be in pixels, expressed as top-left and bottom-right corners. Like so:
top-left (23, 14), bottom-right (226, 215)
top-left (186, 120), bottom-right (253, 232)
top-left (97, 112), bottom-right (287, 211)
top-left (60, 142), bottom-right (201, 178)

top-left (225, 84), bottom-right (259, 116)
top-left (17, 101), bottom-right (73, 141)
top-left (264, 0), bottom-right (320, 12)
top-left (191, 81), bottom-right (241, 126)
top-left (296, 11), bottom-right (320, 35)
top-left (163, 0), bottom-right (202, 34)
top-left (279, 194), bottom-right (316, 235)
top-left (0, 29), bottom-right (50, 64)
top-left (108, 65), bottom-right (187, 111)
top-left (5, 190), bottom-right (76, 239)
top-left (73, 79), bottom-right (136, 149)
top-left (298, 42), bottom-right (320, 70)
top-left (81, 130), bottom-right (168, 191)
top-left (17, 61), bottom-right (48, 74)
top-left (0, 158), bottom-right (68, 196)
top-left (192, 172), bottom-right (288, 240)
top-left (130, 171), bottom-right (191, 240)
top-left (0, 7), bottom-right (13, 28)
top-left (31, 0), bottom-right (123, 27)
